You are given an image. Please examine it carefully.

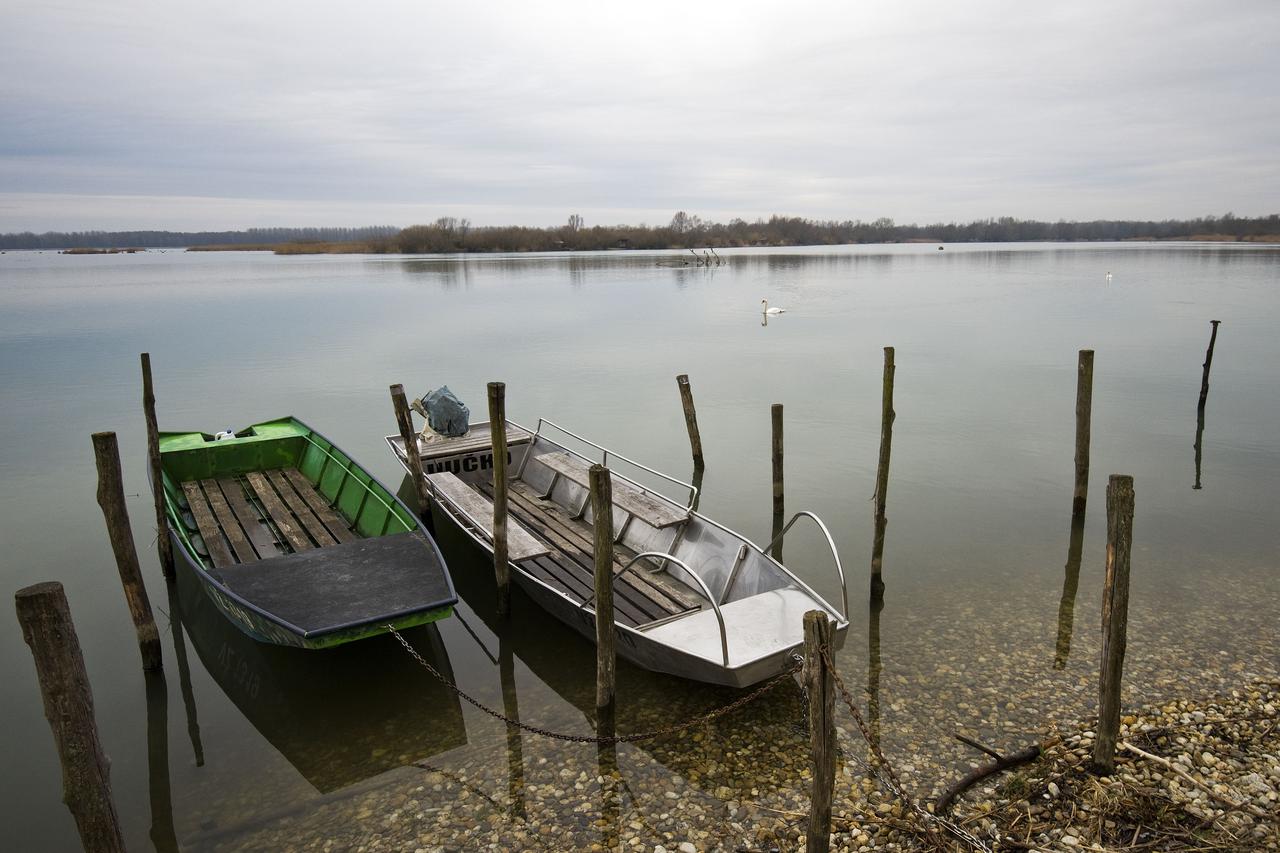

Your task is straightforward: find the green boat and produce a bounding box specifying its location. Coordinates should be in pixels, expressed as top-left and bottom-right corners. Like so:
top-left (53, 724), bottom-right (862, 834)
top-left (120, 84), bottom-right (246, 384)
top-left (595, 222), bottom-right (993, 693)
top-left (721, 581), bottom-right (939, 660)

top-left (157, 416), bottom-right (455, 649)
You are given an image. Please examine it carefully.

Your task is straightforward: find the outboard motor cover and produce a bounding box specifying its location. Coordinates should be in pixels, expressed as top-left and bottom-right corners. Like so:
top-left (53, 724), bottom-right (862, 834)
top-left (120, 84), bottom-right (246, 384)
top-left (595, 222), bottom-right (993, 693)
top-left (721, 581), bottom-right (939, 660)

top-left (421, 386), bottom-right (470, 437)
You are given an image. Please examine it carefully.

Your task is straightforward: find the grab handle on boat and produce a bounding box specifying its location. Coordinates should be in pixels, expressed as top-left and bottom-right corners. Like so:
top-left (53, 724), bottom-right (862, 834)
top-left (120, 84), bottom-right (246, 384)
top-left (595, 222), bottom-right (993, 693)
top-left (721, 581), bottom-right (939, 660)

top-left (579, 551), bottom-right (729, 668)
top-left (762, 511), bottom-right (848, 620)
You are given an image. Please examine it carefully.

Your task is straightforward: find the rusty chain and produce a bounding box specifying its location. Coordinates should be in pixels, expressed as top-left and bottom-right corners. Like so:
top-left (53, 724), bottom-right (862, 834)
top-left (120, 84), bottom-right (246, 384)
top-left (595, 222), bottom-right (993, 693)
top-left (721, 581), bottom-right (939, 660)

top-left (819, 642), bottom-right (989, 852)
top-left (387, 624), bottom-right (799, 745)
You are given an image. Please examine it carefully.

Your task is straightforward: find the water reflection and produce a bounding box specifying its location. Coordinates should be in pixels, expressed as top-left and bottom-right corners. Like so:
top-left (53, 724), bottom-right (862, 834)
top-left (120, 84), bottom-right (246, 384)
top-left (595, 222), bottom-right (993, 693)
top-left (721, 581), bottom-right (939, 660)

top-left (434, 518), bottom-right (811, 796)
top-left (1054, 517), bottom-right (1087, 669)
top-left (165, 581), bottom-right (204, 767)
top-left (144, 670), bottom-right (179, 853)
top-left (174, 567), bottom-right (467, 793)
top-left (1194, 321), bottom-right (1222, 490)
top-left (498, 634), bottom-right (526, 819)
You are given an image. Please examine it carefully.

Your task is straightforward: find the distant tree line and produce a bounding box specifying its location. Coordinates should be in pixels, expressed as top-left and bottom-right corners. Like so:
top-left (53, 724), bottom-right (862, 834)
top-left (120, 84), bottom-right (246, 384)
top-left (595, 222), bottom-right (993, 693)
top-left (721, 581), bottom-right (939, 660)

top-left (0, 226), bottom-right (398, 250)
top-left (378, 211), bottom-right (1280, 253)
top-left (2, 213), bottom-right (1276, 252)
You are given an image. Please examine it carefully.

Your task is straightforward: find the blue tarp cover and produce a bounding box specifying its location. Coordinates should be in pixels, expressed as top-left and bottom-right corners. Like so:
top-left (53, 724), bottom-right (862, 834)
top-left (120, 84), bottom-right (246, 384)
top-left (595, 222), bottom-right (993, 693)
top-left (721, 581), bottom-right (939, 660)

top-left (421, 386), bottom-right (470, 437)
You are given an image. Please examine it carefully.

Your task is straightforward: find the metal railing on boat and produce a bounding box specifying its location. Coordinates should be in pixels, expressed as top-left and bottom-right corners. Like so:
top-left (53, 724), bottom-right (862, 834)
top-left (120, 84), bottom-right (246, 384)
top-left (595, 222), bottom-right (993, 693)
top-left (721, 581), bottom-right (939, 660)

top-left (577, 551), bottom-right (729, 668)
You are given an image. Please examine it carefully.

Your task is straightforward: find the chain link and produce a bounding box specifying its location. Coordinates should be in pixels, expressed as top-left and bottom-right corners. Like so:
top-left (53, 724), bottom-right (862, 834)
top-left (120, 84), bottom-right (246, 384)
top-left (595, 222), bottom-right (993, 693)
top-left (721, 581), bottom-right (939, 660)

top-left (387, 624), bottom-right (799, 745)
top-left (819, 642), bottom-right (989, 852)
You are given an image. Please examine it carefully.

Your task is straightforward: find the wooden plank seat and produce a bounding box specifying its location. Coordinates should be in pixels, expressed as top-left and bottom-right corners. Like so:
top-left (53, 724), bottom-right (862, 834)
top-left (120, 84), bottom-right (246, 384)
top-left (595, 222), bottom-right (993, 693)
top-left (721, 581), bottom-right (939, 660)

top-left (180, 468), bottom-right (360, 568)
top-left (425, 472), bottom-right (551, 563)
top-left (532, 452), bottom-right (690, 529)
top-left (474, 478), bottom-right (701, 628)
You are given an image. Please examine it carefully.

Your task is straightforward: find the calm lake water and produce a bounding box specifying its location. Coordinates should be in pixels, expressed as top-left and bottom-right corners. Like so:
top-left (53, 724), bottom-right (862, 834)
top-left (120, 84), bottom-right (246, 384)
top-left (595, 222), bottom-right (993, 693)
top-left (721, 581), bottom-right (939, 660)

top-left (2, 243), bottom-right (1278, 850)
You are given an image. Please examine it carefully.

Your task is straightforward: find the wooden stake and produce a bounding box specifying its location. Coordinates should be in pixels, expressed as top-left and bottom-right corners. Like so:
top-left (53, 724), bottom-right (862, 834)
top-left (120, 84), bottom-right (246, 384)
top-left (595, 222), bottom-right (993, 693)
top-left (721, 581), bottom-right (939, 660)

top-left (140, 353), bottom-right (174, 579)
top-left (771, 403), bottom-right (785, 516)
top-left (870, 347), bottom-right (895, 600)
top-left (771, 403), bottom-right (785, 564)
top-left (803, 610), bottom-right (836, 853)
top-left (1198, 320), bottom-right (1221, 412)
top-left (676, 374), bottom-right (705, 470)
top-left (92, 430), bottom-right (163, 670)
top-left (15, 582), bottom-right (128, 853)
top-left (488, 382), bottom-right (511, 617)
top-left (590, 464), bottom-right (616, 715)
top-left (1073, 350), bottom-right (1095, 517)
top-left (390, 384), bottom-right (432, 521)
top-left (1194, 321), bottom-right (1221, 490)
top-left (1093, 474), bottom-right (1134, 775)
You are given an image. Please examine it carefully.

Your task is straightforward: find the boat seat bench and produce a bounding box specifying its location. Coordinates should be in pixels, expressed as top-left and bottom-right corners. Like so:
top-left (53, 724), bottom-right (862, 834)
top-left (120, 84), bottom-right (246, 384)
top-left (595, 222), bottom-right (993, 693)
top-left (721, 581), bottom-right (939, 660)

top-left (181, 468), bottom-right (360, 569)
top-left (472, 478), bottom-right (701, 629)
top-left (425, 472), bottom-right (551, 562)
top-left (532, 452), bottom-right (689, 529)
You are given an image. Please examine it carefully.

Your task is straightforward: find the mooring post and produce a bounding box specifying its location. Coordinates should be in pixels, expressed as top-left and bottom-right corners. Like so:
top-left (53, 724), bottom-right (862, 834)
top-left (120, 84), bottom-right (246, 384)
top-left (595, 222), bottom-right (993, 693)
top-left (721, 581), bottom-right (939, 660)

top-left (15, 582), bottom-right (128, 853)
top-left (140, 353), bottom-right (174, 580)
top-left (676, 374), bottom-right (705, 470)
top-left (390, 384), bottom-right (432, 521)
top-left (488, 382), bottom-right (512, 617)
top-left (1194, 321), bottom-right (1221, 490)
top-left (590, 464), bottom-right (617, 720)
top-left (771, 403), bottom-right (785, 516)
top-left (803, 610), bottom-right (836, 853)
top-left (870, 346), bottom-right (895, 601)
top-left (92, 430), bottom-right (163, 671)
top-left (1093, 474), bottom-right (1135, 775)
top-left (771, 403), bottom-right (785, 563)
top-left (1073, 349), bottom-right (1095, 517)
top-left (1198, 320), bottom-right (1221, 412)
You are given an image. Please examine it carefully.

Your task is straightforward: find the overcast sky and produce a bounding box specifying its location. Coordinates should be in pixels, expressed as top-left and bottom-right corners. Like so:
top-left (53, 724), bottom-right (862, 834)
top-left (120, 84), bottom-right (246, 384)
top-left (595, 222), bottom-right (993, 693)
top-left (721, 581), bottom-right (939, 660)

top-left (2, 0), bottom-right (1277, 232)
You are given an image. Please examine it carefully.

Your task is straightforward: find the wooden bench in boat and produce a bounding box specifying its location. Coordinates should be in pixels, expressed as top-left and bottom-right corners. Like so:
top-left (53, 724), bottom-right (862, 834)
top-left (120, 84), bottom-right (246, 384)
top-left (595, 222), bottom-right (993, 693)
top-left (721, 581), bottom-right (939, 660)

top-left (426, 472), bottom-right (551, 563)
top-left (472, 478), bottom-right (701, 629)
top-left (181, 468), bottom-right (358, 569)
top-left (532, 452), bottom-right (689, 529)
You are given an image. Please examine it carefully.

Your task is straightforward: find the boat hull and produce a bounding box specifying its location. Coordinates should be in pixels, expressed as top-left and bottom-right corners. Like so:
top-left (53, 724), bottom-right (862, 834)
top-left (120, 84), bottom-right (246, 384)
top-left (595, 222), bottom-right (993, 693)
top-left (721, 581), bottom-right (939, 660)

top-left (159, 417), bottom-right (455, 649)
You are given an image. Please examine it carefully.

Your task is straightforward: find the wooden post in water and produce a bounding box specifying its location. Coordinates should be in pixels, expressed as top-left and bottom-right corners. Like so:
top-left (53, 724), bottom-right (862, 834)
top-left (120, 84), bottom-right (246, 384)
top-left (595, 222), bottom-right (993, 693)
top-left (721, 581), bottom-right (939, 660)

top-left (676, 374), bottom-right (705, 470)
top-left (1198, 321), bottom-right (1221, 412)
top-left (870, 347), bottom-right (895, 601)
top-left (1073, 350), bottom-right (1095, 518)
top-left (488, 382), bottom-right (512, 618)
top-left (590, 464), bottom-right (617, 720)
top-left (771, 404), bottom-right (785, 517)
top-left (15, 582), bottom-right (128, 853)
top-left (803, 610), bottom-right (836, 853)
top-left (771, 403), bottom-right (786, 563)
top-left (390, 384), bottom-right (432, 521)
top-left (1093, 474), bottom-right (1135, 775)
top-left (1194, 321), bottom-right (1221, 490)
top-left (140, 353), bottom-right (174, 580)
top-left (92, 430), bottom-right (163, 671)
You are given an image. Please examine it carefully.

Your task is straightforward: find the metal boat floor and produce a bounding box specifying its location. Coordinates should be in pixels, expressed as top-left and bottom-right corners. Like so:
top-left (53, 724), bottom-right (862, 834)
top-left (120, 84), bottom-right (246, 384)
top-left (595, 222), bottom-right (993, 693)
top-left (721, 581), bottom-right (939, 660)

top-left (210, 532), bottom-right (452, 637)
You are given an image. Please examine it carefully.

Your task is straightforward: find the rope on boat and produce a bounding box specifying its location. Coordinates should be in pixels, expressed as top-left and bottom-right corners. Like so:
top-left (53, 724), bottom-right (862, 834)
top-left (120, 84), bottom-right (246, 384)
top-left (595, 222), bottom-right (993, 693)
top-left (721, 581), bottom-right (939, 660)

top-left (386, 624), bottom-right (799, 745)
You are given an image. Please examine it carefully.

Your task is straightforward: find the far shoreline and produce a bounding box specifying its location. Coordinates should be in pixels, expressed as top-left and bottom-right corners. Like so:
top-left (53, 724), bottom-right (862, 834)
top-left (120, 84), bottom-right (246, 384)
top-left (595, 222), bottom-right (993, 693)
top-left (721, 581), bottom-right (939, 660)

top-left (181, 233), bottom-right (1280, 256)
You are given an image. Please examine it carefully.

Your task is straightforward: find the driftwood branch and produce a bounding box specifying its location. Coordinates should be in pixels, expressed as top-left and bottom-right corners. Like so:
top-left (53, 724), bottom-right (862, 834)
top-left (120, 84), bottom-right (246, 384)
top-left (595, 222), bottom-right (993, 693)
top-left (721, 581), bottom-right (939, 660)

top-left (954, 733), bottom-right (1003, 761)
top-left (934, 744), bottom-right (1041, 814)
top-left (1120, 742), bottom-right (1269, 819)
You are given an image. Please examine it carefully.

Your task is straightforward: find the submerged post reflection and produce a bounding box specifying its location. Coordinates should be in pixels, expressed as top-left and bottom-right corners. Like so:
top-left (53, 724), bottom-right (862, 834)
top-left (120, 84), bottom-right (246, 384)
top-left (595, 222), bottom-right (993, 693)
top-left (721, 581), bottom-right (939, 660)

top-left (144, 670), bottom-right (180, 853)
top-left (866, 595), bottom-right (883, 754)
top-left (1054, 516), bottom-right (1086, 669)
top-left (165, 580), bottom-right (204, 767)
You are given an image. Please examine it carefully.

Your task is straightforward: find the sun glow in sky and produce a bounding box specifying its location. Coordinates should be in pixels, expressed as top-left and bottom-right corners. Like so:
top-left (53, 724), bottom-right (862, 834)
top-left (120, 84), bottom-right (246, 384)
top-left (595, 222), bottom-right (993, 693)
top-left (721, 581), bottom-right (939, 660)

top-left (1, 0), bottom-right (1277, 231)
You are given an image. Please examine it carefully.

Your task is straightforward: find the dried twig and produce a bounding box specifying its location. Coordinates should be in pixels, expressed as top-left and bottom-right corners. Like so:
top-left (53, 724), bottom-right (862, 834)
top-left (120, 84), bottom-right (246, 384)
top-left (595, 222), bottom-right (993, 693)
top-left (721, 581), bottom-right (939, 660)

top-left (1118, 742), bottom-right (1269, 819)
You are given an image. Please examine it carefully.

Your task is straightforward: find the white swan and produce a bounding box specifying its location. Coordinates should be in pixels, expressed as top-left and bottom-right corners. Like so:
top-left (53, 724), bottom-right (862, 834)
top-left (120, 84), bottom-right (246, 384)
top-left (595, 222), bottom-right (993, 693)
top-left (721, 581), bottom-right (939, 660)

top-left (761, 298), bottom-right (786, 315)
